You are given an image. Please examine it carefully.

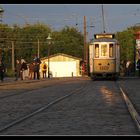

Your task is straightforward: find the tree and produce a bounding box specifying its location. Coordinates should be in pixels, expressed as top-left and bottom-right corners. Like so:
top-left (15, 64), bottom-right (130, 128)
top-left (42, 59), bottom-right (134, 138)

top-left (16, 23), bottom-right (51, 62)
top-left (51, 26), bottom-right (84, 58)
top-left (116, 27), bottom-right (135, 63)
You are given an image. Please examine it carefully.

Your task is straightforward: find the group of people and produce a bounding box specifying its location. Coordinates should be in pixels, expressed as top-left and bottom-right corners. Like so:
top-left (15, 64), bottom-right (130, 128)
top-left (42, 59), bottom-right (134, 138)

top-left (15, 57), bottom-right (48, 81)
top-left (137, 58), bottom-right (140, 77)
top-left (0, 56), bottom-right (48, 82)
top-left (120, 58), bottom-right (140, 77)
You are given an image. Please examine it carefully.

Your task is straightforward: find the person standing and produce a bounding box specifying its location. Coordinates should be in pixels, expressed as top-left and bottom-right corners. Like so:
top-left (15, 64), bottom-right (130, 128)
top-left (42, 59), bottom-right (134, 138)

top-left (40, 62), bottom-right (47, 79)
top-left (125, 60), bottom-right (131, 76)
top-left (137, 58), bottom-right (140, 77)
top-left (15, 59), bottom-right (22, 81)
top-left (33, 56), bottom-right (41, 80)
top-left (0, 61), bottom-right (5, 82)
top-left (33, 61), bottom-right (40, 80)
top-left (42, 63), bottom-right (47, 78)
top-left (21, 59), bottom-right (28, 80)
top-left (28, 62), bottom-right (34, 80)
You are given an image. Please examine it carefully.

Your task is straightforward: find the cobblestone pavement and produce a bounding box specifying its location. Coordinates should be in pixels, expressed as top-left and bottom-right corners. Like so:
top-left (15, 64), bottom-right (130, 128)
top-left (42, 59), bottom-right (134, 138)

top-left (0, 77), bottom-right (89, 96)
top-left (118, 77), bottom-right (140, 116)
top-left (0, 78), bottom-right (139, 135)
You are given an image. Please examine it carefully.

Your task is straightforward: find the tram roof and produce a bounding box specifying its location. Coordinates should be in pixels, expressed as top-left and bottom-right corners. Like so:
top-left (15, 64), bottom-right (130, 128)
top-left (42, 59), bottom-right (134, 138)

top-left (91, 38), bottom-right (118, 43)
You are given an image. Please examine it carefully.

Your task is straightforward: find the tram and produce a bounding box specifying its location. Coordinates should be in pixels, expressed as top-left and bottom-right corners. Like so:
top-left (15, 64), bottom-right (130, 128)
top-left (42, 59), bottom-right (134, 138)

top-left (89, 33), bottom-right (120, 80)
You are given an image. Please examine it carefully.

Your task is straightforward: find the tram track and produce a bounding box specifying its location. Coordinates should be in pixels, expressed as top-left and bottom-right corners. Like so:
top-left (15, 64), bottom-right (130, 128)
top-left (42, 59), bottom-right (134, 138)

top-left (0, 82), bottom-right (55, 100)
top-left (89, 79), bottom-right (140, 134)
top-left (0, 79), bottom-right (41, 86)
top-left (116, 80), bottom-right (140, 133)
top-left (0, 80), bottom-right (89, 133)
top-left (0, 78), bottom-right (89, 100)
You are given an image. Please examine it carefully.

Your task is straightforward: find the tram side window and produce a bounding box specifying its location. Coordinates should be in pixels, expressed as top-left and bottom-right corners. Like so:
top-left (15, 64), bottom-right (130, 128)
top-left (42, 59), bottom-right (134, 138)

top-left (101, 44), bottom-right (107, 57)
top-left (109, 44), bottom-right (114, 57)
top-left (95, 44), bottom-right (99, 58)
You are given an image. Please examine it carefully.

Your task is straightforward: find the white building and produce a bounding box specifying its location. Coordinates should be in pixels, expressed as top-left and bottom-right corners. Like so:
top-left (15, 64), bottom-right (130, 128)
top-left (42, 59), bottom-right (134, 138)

top-left (40, 53), bottom-right (82, 78)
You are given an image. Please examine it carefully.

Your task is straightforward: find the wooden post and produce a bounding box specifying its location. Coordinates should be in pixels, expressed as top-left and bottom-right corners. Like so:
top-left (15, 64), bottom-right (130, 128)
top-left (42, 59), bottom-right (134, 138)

top-left (11, 41), bottom-right (15, 71)
top-left (84, 16), bottom-right (86, 63)
top-left (84, 16), bottom-right (88, 75)
top-left (37, 39), bottom-right (40, 58)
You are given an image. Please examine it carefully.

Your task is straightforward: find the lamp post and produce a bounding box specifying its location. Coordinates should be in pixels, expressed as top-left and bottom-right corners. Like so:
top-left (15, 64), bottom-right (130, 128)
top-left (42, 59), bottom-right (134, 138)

top-left (0, 7), bottom-right (4, 62)
top-left (0, 7), bottom-right (4, 23)
top-left (46, 33), bottom-right (52, 78)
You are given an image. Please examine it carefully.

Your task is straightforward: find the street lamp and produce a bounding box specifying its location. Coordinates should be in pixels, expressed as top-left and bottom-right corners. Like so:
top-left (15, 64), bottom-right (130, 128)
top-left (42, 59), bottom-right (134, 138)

top-left (46, 33), bottom-right (52, 78)
top-left (0, 7), bottom-right (4, 23)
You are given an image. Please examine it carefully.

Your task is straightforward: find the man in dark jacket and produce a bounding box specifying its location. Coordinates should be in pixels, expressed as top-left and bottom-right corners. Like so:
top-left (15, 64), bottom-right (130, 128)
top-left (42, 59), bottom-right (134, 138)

top-left (15, 59), bottom-right (22, 81)
top-left (33, 61), bottom-right (40, 80)
top-left (0, 61), bottom-right (5, 82)
top-left (137, 58), bottom-right (140, 77)
top-left (33, 56), bottom-right (41, 80)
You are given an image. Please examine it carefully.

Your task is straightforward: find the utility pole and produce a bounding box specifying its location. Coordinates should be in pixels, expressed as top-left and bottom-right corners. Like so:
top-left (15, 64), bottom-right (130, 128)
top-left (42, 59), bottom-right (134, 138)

top-left (11, 41), bottom-right (15, 71)
top-left (0, 7), bottom-right (4, 63)
top-left (84, 16), bottom-right (88, 75)
top-left (37, 39), bottom-right (40, 58)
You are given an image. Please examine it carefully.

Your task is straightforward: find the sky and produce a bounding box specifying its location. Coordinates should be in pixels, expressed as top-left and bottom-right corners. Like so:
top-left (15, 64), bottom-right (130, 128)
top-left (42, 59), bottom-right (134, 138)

top-left (1, 4), bottom-right (140, 40)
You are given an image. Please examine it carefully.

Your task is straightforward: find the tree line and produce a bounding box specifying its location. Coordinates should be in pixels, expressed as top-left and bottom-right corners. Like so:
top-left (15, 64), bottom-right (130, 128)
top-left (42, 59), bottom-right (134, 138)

top-left (0, 23), bottom-right (139, 72)
top-left (0, 23), bottom-right (84, 70)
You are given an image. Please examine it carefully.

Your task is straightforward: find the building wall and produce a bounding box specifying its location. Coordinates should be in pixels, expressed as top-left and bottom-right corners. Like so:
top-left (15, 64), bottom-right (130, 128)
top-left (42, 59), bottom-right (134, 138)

top-left (41, 54), bottom-right (81, 78)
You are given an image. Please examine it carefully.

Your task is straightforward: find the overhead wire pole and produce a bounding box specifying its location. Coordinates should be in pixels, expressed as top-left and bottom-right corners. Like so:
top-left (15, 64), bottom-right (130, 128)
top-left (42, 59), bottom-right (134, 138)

top-left (101, 4), bottom-right (106, 33)
top-left (0, 7), bottom-right (4, 63)
top-left (11, 41), bottom-right (15, 71)
top-left (37, 39), bottom-right (40, 58)
top-left (84, 15), bottom-right (88, 75)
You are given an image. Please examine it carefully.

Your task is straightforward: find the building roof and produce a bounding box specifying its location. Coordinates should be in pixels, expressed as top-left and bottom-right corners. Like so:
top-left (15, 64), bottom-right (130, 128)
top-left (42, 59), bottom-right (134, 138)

top-left (41, 53), bottom-right (82, 61)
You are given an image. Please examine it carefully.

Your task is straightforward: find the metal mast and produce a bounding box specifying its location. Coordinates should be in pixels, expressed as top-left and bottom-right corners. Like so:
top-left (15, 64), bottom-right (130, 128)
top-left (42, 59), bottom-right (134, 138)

top-left (84, 16), bottom-right (87, 64)
top-left (101, 4), bottom-right (106, 33)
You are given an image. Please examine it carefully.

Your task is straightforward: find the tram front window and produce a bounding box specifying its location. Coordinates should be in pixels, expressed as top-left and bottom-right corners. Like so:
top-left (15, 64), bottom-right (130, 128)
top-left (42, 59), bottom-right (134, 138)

top-left (95, 44), bottom-right (99, 58)
top-left (101, 44), bottom-right (107, 57)
top-left (109, 44), bottom-right (114, 57)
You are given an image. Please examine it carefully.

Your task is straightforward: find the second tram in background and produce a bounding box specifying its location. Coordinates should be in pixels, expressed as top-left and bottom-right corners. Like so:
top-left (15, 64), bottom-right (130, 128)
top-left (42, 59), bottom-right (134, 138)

top-left (89, 33), bottom-right (120, 80)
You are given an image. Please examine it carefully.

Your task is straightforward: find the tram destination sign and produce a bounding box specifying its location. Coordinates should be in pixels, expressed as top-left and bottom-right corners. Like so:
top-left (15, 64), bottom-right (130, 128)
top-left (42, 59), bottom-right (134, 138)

top-left (94, 34), bottom-right (115, 39)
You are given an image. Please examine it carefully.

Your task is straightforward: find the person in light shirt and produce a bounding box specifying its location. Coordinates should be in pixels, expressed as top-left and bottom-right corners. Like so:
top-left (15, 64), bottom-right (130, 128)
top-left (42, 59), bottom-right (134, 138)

top-left (125, 60), bottom-right (131, 76)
